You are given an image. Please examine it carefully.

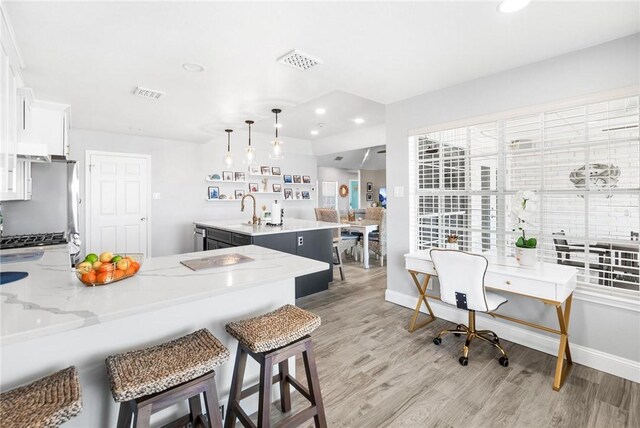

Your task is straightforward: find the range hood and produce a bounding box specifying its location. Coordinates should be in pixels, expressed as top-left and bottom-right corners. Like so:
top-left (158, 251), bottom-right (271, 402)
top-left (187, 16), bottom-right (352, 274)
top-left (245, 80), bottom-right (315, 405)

top-left (17, 142), bottom-right (51, 163)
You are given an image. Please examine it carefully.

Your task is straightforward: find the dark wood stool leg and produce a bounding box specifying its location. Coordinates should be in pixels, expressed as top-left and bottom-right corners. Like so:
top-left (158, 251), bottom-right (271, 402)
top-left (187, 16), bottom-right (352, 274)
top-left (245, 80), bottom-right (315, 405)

top-left (225, 344), bottom-right (248, 428)
top-left (257, 354), bottom-right (274, 428)
top-left (133, 403), bottom-right (152, 428)
top-left (204, 376), bottom-right (224, 428)
top-left (302, 341), bottom-right (327, 428)
top-left (116, 401), bottom-right (134, 428)
top-left (189, 395), bottom-right (204, 424)
top-left (278, 360), bottom-right (291, 413)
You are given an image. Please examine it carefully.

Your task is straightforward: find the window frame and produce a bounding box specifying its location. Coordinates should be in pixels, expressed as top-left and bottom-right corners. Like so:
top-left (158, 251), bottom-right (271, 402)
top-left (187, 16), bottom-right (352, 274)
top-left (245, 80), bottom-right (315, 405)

top-left (408, 87), bottom-right (640, 310)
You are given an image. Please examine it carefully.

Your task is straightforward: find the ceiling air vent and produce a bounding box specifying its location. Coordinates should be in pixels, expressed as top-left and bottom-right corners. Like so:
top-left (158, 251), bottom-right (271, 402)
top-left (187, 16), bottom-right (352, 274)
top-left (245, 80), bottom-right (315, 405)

top-left (132, 86), bottom-right (165, 100)
top-left (334, 156), bottom-right (343, 161)
top-left (277, 50), bottom-right (322, 71)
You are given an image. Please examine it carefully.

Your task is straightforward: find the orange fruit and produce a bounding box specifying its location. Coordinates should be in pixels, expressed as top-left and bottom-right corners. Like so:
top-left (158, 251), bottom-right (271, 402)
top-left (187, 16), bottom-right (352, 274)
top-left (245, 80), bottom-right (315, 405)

top-left (130, 261), bottom-right (140, 272)
top-left (125, 266), bottom-right (136, 277)
top-left (96, 271), bottom-right (112, 284)
top-left (113, 270), bottom-right (125, 280)
top-left (98, 263), bottom-right (114, 273)
top-left (81, 272), bottom-right (97, 285)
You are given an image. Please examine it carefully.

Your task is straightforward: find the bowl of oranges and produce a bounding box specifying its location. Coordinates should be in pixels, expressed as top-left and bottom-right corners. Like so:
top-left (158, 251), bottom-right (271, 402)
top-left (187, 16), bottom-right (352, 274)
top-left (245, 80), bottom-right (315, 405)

top-left (75, 252), bottom-right (143, 286)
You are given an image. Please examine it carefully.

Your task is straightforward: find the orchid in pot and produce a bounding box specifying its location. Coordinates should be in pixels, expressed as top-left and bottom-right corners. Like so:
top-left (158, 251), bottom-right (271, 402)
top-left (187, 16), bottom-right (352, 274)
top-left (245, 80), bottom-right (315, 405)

top-left (511, 190), bottom-right (538, 266)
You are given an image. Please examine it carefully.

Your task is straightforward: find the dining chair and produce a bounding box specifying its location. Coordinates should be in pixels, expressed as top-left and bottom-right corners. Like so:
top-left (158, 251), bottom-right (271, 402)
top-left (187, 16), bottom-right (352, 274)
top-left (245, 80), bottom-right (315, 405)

top-left (368, 209), bottom-right (387, 267)
top-left (315, 208), bottom-right (357, 280)
top-left (552, 231), bottom-right (608, 285)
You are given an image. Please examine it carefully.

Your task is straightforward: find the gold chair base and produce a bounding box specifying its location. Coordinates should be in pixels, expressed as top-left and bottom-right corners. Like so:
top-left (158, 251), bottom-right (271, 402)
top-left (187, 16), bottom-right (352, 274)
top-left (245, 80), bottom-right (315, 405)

top-left (434, 310), bottom-right (508, 366)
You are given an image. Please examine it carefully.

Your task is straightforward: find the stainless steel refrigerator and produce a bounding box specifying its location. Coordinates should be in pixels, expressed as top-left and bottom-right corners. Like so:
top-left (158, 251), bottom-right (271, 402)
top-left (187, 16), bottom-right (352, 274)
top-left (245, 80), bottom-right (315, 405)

top-left (1, 160), bottom-right (81, 265)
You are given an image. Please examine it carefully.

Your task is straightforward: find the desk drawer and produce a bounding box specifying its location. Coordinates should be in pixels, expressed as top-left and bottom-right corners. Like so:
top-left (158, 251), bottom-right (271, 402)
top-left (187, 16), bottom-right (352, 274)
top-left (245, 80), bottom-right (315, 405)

top-left (405, 257), bottom-right (437, 275)
top-left (486, 273), bottom-right (557, 301)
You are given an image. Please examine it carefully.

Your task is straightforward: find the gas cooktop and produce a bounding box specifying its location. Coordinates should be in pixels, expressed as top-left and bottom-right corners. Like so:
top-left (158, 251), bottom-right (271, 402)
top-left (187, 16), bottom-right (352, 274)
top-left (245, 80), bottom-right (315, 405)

top-left (0, 232), bottom-right (68, 249)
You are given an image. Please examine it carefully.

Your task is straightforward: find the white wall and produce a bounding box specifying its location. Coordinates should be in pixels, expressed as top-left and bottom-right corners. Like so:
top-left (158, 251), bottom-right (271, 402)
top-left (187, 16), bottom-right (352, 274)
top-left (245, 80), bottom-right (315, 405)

top-left (360, 169), bottom-right (386, 208)
top-left (317, 166), bottom-right (358, 216)
top-left (70, 128), bottom-right (317, 257)
top-left (311, 124), bottom-right (385, 156)
top-left (385, 34), bottom-right (640, 375)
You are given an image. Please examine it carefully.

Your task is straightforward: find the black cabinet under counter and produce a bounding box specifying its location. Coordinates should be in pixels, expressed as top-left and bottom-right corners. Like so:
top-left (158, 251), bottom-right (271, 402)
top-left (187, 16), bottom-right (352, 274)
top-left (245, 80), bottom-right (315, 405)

top-left (197, 223), bottom-right (335, 298)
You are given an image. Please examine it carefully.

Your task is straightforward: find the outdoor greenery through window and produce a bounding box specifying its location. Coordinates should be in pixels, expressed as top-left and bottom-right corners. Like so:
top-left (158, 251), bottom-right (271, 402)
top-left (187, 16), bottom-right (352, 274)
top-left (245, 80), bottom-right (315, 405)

top-left (409, 94), bottom-right (640, 293)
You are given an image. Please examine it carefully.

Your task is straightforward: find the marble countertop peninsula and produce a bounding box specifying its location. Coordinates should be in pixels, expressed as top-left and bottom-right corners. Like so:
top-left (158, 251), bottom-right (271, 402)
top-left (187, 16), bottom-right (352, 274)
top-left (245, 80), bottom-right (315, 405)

top-left (0, 245), bottom-right (328, 346)
top-left (194, 218), bottom-right (342, 236)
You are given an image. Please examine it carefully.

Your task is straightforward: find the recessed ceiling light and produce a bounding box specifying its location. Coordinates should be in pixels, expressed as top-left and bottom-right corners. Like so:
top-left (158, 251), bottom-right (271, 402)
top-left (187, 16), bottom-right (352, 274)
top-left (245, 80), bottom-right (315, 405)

top-left (310, 130), bottom-right (319, 136)
top-left (353, 118), bottom-right (365, 124)
top-left (182, 63), bottom-right (205, 72)
top-left (315, 108), bottom-right (326, 115)
top-left (497, 0), bottom-right (531, 13)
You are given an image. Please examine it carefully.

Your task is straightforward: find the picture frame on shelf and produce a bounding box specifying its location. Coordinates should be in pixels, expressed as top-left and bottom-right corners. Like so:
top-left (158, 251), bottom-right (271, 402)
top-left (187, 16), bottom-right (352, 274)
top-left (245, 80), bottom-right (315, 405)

top-left (208, 186), bottom-right (220, 200)
top-left (273, 183), bottom-right (282, 192)
top-left (249, 183), bottom-right (259, 193)
top-left (302, 191), bottom-right (310, 200)
top-left (293, 175), bottom-right (302, 183)
top-left (283, 174), bottom-right (293, 183)
top-left (284, 188), bottom-right (293, 200)
top-left (222, 171), bottom-right (233, 181)
top-left (367, 182), bottom-right (373, 192)
top-left (261, 166), bottom-right (271, 175)
top-left (302, 175), bottom-right (311, 184)
top-left (366, 192), bottom-right (373, 201)
top-left (235, 190), bottom-right (244, 199)
top-left (249, 165), bottom-right (261, 175)
top-left (235, 172), bottom-right (245, 181)
top-left (272, 167), bottom-right (281, 175)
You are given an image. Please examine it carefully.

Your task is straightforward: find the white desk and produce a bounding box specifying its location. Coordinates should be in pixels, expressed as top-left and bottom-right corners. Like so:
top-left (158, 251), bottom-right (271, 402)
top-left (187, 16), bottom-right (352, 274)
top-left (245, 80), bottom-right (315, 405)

top-left (341, 220), bottom-right (379, 269)
top-left (404, 249), bottom-right (578, 391)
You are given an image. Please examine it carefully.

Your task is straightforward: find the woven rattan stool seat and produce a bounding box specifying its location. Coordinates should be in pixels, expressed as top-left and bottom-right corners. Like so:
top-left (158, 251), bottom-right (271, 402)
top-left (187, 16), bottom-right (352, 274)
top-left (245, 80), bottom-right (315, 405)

top-left (0, 366), bottom-right (82, 428)
top-left (226, 304), bottom-right (321, 353)
top-left (106, 329), bottom-right (229, 402)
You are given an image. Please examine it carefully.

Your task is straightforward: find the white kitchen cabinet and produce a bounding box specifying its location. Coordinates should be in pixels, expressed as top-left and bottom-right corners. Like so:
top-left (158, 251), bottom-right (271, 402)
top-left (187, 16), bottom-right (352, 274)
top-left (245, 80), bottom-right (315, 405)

top-left (29, 102), bottom-right (70, 157)
top-left (0, 45), bottom-right (19, 200)
top-left (2, 159), bottom-right (32, 201)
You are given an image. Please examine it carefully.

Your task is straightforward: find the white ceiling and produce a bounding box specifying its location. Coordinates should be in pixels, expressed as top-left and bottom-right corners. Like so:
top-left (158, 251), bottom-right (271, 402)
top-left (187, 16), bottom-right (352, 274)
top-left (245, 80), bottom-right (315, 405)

top-left (251, 90), bottom-right (385, 139)
top-left (4, 1), bottom-right (639, 143)
top-left (317, 145), bottom-right (387, 171)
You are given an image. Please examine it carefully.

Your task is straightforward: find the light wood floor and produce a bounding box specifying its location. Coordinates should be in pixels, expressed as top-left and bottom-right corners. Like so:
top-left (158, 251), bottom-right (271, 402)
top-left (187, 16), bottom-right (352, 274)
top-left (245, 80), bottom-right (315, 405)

top-left (268, 259), bottom-right (639, 428)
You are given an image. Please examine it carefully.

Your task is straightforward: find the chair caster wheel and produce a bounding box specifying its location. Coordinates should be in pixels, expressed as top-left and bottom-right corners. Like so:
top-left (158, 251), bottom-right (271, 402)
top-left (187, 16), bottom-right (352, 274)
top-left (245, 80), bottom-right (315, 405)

top-left (459, 356), bottom-right (468, 366)
top-left (453, 332), bottom-right (461, 337)
top-left (499, 356), bottom-right (509, 367)
top-left (433, 337), bottom-right (442, 345)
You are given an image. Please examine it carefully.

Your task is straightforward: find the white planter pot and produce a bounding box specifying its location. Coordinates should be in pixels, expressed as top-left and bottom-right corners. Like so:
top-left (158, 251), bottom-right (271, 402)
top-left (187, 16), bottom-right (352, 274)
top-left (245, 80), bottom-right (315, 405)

top-left (515, 246), bottom-right (537, 267)
top-left (445, 242), bottom-right (459, 250)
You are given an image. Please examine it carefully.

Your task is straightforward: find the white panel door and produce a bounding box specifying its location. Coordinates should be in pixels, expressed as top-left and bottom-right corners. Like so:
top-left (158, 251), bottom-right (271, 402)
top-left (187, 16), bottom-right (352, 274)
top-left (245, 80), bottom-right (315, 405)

top-left (88, 153), bottom-right (149, 256)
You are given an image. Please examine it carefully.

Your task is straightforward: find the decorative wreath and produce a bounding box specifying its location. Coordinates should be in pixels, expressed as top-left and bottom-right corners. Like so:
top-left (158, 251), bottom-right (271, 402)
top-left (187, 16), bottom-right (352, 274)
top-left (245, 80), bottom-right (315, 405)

top-left (339, 184), bottom-right (349, 198)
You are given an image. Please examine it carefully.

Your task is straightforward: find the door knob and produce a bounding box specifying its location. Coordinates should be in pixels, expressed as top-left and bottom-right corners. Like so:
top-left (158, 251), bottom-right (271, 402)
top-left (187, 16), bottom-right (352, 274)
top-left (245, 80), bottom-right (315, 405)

top-left (141, 217), bottom-right (146, 221)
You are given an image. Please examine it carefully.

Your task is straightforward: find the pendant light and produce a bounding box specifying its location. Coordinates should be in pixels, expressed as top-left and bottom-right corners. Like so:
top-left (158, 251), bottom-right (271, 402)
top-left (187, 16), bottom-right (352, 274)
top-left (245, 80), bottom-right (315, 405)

top-left (245, 120), bottom-right (256, 165)
top-left (269, 108), bottom-right (284, 160)
top-left (224, 129), bottom-right (233, 167)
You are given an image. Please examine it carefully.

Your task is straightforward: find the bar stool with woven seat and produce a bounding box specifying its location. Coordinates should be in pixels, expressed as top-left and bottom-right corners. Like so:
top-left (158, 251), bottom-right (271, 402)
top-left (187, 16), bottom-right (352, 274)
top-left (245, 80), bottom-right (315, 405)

top-left (106, 329), bottom-right (230, 428)
top-left (225, 304), bottom-right (326, 428)
top-left (0, 366), bottom-right (82, 427)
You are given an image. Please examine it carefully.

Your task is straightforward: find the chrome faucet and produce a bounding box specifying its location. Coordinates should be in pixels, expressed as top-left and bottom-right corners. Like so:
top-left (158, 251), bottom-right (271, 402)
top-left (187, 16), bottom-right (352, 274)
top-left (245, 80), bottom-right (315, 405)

top-left (241, 194), bottom-right (259, 225)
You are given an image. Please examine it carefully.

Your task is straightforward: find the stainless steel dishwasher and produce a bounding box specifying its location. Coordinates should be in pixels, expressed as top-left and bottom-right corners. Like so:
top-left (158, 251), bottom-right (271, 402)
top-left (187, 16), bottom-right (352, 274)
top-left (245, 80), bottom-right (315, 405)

top-left (193, 226), bottom-right (206, 251)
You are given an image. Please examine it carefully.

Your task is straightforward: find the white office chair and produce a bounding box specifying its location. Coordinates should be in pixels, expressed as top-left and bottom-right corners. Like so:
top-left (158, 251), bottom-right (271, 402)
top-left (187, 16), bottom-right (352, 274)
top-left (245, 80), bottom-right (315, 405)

top-left (430, 249), bottom-right (509, 367)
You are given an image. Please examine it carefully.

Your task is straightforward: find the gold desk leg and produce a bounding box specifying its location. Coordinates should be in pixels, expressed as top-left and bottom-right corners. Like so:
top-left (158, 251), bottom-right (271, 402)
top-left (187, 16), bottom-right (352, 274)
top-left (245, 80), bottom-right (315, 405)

top-left (407, 270), bottom-right (435, 333)
top-left (552, 293), bottom-right (574, 391)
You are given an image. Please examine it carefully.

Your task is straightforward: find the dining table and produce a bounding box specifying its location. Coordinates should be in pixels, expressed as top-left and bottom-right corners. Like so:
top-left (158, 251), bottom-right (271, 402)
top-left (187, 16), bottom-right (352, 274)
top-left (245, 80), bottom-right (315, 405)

top-left (341, 219), bottom-right (379, 268)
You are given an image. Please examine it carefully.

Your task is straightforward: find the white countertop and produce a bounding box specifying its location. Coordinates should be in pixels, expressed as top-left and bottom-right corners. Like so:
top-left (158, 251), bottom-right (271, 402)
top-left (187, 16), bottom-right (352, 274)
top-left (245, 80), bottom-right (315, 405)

top-left (194, 218), bottom-right (342, 236)
top-left (0, 245), bottom-right (328, 346)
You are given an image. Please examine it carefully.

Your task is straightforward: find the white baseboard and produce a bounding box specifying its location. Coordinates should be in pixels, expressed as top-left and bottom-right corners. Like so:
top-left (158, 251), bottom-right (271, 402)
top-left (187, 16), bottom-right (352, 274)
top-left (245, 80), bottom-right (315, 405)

top-left (385, 289), bottom-right (640, 383)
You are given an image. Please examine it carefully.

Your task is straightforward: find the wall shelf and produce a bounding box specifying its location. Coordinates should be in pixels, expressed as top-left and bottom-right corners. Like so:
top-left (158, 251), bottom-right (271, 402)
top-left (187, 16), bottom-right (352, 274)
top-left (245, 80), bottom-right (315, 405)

top-left (248, 192), bottom-right (283, 195)
top-left (248, 174), bottom-right (283, 179)
top-left (283, 182), bottom-right (315, 186)
top-left (205, 199), bottom-right (241, 202)
top-left (205, 178), bottom-right (247, 184)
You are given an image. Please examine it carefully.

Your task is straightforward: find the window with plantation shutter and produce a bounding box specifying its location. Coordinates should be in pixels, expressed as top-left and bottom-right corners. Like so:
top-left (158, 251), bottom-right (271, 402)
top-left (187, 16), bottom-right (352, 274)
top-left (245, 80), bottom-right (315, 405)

top-left (409, 94), bottom-right (640, 294)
